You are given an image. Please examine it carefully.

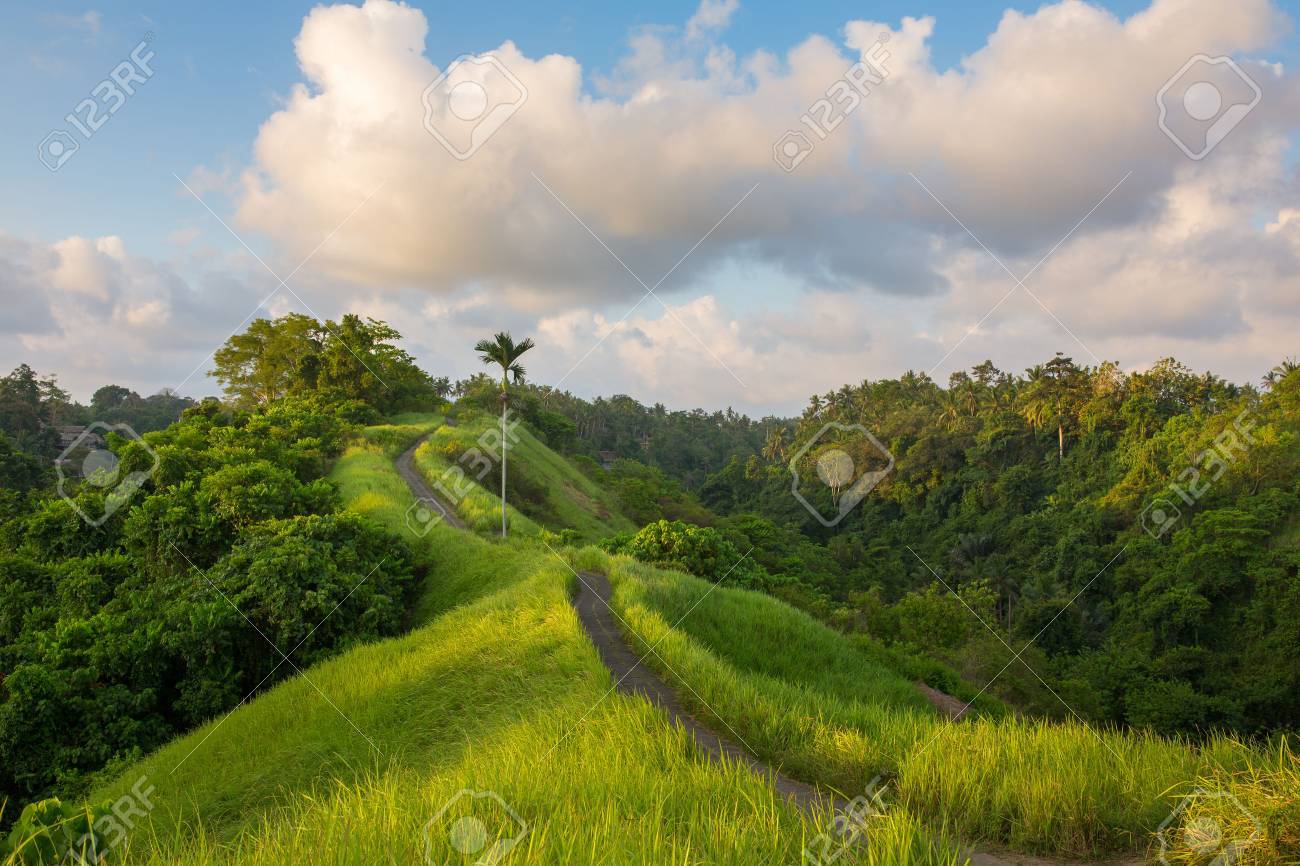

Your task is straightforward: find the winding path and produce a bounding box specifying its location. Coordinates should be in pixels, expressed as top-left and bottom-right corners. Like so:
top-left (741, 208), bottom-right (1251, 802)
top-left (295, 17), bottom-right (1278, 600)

top-left (396, 436), bottom-right (467, 531)
top-left (570, 567), bottom-right (834, 813)
top-left (392, 434), bottom-right (1137, 866)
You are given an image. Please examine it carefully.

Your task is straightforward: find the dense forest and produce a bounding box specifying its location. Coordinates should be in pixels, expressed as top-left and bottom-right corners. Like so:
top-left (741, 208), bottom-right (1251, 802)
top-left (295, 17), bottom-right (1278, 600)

top-left (525, 356), bottom-right (1300, 736)
top-left (0, 315), bottom-right (444, 820)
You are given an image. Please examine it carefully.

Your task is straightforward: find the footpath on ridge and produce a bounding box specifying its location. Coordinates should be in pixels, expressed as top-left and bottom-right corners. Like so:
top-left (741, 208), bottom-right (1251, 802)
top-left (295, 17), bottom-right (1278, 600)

top-left (392, 434), bottom-right (1139, 866)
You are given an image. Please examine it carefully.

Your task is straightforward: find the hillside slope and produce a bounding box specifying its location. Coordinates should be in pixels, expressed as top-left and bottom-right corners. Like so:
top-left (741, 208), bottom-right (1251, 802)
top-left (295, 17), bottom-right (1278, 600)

top-left (76, 417), bottom-right (1297, 866)
top-left (409, 410), bottom-right (635, 541)
top-left (78, 419), bottom-right (958, 865)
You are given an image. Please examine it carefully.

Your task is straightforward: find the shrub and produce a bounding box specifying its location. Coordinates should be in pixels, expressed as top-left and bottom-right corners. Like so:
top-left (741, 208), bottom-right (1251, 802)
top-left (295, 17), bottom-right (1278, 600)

top-left (601, 519), bottom-right (768, 587)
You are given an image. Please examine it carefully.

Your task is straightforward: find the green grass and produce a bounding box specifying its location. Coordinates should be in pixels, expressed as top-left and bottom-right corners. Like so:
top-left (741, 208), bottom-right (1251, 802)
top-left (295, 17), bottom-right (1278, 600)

top-left (553, 547), bottom-right (1297, 863)
top-left (70, 419), bottom-right (961, 865)
top-left (412, 412), bottom-right (633, 542)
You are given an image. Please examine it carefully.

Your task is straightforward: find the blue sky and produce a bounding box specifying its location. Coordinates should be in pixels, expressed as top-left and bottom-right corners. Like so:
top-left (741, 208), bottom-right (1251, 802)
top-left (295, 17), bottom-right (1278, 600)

top-left (2, 0), bottom-right (1297, 411)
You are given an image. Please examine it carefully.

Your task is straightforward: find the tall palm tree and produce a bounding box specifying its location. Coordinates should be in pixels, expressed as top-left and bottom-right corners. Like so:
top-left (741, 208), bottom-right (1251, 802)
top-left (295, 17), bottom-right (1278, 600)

top-left (991, 572), bottom-right (1020, 632)
top-left (1019, 355), bottom-right (1083, 460)
top-left (474, 332), bottom-right (535, 538)
top-left (762, 426), bottom-right (790, 463)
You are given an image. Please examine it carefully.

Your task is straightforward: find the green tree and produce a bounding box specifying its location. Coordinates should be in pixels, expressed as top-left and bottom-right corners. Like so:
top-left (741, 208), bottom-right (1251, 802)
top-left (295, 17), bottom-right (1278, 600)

top-left (474, 332), bottom-right (535, 537)
top-left (1018, 354), bottom-right (1086, 459)
top-left (210, 314), bottom-right (437, 413)
top-left (761, 426), bottom-right (789, 463)
top-left (210, 313), bottom-right (323, 406)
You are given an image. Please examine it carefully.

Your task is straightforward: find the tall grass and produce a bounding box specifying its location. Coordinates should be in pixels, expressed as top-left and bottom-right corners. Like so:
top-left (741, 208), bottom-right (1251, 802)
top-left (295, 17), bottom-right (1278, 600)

top-left (560, 547), bottom-right (1297, 864)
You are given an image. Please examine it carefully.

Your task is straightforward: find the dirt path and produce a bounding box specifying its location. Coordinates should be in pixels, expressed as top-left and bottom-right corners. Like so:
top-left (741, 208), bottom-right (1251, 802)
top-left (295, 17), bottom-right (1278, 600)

top-left (916, 681), bottom-right (972, 721)
top-left (391, 438), bottom-right (1141, 866)
top-left (571, 568), bottom-right (835, 813)
top-left (395, 435), bottom-right (468, 531)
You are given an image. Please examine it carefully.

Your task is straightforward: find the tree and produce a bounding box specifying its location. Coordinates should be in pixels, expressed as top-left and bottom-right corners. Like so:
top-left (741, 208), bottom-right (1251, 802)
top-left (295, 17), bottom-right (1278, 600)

top-left (937, 389), bottom-right (962, 432)
top-left (1018, 354), bottom-right (1086, 459)
top-left (761, 427), bottom-right (789, 463)
top-left (0, 365), bottom-right (66, 457)
top-left (1262, 357), bottom-right (1298, 390)
top-left (210, 314), bottom-right (323, 406)
top-left (0, 430), bottom-right (47, 491)
top-left (210, 314), bottom-right (438, 413)
top-left (91, 384), bottom-right (136, 412)
top-left (474, 332), bottom-right (535, 537)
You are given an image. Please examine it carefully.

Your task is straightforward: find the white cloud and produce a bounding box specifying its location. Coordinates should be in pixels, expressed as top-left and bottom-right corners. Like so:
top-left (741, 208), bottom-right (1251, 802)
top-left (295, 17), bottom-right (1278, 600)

top-left (0, 233), bottom-right (286, 401)
top-left (230, 0), bottom-right (1296, 306)
top-left (685, 0), bottom-right (739, 42)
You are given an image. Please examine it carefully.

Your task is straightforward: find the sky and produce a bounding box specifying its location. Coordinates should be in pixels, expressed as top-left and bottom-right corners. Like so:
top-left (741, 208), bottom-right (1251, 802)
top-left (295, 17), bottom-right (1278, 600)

top-left (2, 0), bottom-right (1298, 415)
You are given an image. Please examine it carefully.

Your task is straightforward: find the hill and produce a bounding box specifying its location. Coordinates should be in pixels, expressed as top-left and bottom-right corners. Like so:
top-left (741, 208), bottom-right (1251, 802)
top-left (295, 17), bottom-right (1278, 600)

top-left (406, 408), bottom-right (635, 542)
top-left (65, 414), bottom-right (1295, 866)
top-left (71, 416), bottom-right (957, 865)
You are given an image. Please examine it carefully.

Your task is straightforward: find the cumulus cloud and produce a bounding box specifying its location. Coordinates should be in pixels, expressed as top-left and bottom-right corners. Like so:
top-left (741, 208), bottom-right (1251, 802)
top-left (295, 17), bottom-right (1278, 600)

top-left (232, 0), bottom-right (1296, 302)
top-left (685, 0), bottom-right (740, 42)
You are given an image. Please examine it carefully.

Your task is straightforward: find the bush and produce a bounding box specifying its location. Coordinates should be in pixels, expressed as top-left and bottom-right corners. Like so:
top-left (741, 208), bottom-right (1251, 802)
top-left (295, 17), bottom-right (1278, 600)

top-left (0, 797), bottom-right (108, 865)
top-left (600, 519), bottom-right (768, 587)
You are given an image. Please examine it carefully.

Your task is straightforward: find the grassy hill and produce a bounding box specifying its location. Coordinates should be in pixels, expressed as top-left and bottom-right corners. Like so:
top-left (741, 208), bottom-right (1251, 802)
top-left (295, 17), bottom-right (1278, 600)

top-left (69, 415), bottom-right (1297, 866)
top-left (408, 409), bottom-right (635, 541)
top-left (74, 416), bottom-right (959, 865)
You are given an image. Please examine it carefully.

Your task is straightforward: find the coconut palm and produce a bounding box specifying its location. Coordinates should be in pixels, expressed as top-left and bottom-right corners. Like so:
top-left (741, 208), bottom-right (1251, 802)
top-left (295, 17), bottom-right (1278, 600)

top-left (1263, 357), bottom-right (1299, 389)
top-left (1018, 354), bottom-right (1084, 459)
top-left (762, 426), bottom-right (790, 463)
top-left (474, 331), bottom-right (535, 538)
top-left (937, 390), bottom-right (962, 432)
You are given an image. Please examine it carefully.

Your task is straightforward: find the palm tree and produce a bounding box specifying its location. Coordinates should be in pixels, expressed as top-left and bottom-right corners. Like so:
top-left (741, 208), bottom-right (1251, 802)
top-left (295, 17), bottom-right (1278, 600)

top-left (1019, 354), bottom-right (1083, 459)
top-left (474, 331), bottom-right (535, 538)
top-left (762, 427), bottom-right (790, 463)
top-left (937, 390), bottom-right (962, 432)
top-left (1263, 357), bottom-right (1299, 389)
top-left (991, 572), bottom-right (1020, 632)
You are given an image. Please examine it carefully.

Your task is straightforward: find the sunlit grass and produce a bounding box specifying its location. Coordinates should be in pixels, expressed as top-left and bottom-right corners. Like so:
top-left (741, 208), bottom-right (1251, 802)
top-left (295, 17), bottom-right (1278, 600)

top-left (554, 546), bottom-right (1297, 863)
top-left (411, 414), bottom-right (633, 541)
